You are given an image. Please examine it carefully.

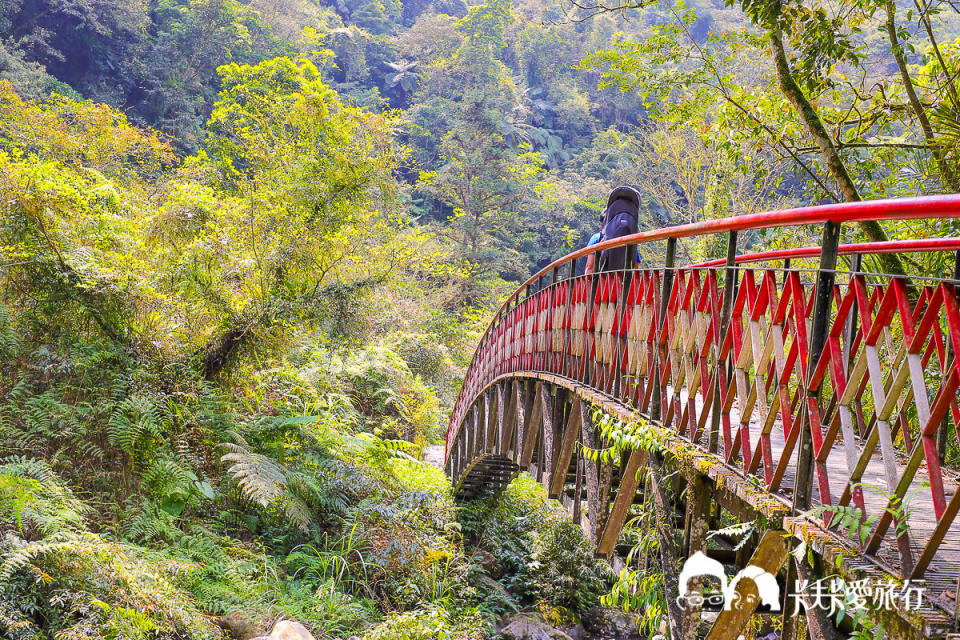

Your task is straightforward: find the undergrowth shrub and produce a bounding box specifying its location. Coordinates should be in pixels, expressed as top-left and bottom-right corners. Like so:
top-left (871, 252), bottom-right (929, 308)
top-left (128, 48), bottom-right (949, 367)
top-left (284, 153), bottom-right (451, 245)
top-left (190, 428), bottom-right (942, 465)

top-left (233, 339), bottom-right (446, 446)
top-left (460, 474), bottom-right (610, 620)
top-left (0, 340), bottom-right (228, 526)
top-left (359, 604), bottom-right (487, 640)
top-left (519, 518), bottom-right (607, 615)
top-left (0, 463), bottom-right (225, 640)
top-left (389, 332), bottom-right (458, 399)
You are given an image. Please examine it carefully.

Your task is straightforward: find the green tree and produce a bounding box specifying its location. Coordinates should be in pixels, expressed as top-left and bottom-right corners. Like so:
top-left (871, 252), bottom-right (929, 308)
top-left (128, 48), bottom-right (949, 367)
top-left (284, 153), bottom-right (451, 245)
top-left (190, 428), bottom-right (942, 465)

top-left (128, 0), bottom-right (277, 150)
top-left (581, 1), bottom-right (960, 276)
top-left (417, 122), bottom-right (529, 284)
top-left (184, 56), bottom-right (401, 375)
top-left (455, 0), bottom-right (513, 48)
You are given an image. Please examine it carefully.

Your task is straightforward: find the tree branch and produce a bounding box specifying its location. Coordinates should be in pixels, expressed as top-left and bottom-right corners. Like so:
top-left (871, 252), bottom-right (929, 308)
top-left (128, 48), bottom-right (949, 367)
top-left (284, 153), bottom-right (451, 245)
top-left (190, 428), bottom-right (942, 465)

top-left (669, 7), bottom-right (840, 203)
top-left (767, 3), bottom-right (908, 279)
top-left (886, 0), bottom-right (960, 191)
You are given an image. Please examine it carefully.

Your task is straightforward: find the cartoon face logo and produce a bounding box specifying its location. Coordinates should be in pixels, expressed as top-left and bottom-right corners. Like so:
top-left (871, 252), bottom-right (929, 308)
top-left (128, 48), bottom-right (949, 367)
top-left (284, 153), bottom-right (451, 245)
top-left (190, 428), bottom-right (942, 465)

top-left (677, 551), bottom-right (780, 611)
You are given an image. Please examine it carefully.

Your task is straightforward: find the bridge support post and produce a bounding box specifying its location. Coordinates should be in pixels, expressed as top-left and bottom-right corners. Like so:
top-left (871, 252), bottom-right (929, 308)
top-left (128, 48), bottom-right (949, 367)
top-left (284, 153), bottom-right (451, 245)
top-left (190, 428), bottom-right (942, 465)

top-left (704, 530), bottom-right (790, 640)
top-left (795, 220), bottom-right (840, 511)
top-left (789, 555), bottom-right (845, 640)
top-left (478, 398), bottom-right (486, 458)
top-left (495, 383), bottom-right (504, 455)
top-left (480, 393), bottom-right (488, 454)
top-left (648, 454), bottom-right (685, 639)
top-left (682, 475), bottom-right (711, 558)
top-left (467, 406), bottom-right (476, 462)
top-left (453, 433), bottom-right (462, 481)
top-left (489, 388), bottom-right (499, 452)
top-left (550, 396), bottom-right (583, 499)
top-left (780, 557), bottom-right (800, 640)
top-left (581, 401), bottom-right (612, 544)
top-left (596, 446), bottom-right (648, 557)
top-left (519, 382), bottom-right (544, 468)
top-left (508, 381), bottom-right (523, 459)
top-left (539, 386), bottom-right (556, 490)
top-left (460, 427), bottom-right (468, 478)
top-left (498, 381), bottom-right (515, 457)
top-left (483, 390), bottom-right (494, 453)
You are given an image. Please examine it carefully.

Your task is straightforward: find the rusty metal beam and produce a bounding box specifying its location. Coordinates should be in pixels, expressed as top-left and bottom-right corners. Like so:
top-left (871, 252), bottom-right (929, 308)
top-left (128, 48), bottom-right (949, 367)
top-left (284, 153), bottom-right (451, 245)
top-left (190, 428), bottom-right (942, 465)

top-left (549, 396), bottom-right (583, 499)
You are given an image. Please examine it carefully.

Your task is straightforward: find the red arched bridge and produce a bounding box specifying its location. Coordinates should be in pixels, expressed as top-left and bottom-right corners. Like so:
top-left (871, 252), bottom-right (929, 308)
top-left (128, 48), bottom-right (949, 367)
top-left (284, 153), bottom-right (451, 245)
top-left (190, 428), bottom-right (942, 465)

top-left (445, 195), bottom-right (960, 640)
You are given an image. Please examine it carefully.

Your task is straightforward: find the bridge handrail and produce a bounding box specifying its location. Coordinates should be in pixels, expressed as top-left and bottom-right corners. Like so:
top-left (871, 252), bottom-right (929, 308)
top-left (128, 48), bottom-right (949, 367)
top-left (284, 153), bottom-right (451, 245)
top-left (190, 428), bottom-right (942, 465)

top-left (500, 195), bottom-right (960, 321)
top-left (452, 194), bottom-right (960, 455)
top-left (688, 237), bottom-right (960, 269)
top-left (444, 194), bottom-right (960, 458)
top-left (454, 194), bottom-right (960, 424)
top-left (452, 242), bottom-right (960, 450)
top-left (523, 195), bottom-right (960, 284)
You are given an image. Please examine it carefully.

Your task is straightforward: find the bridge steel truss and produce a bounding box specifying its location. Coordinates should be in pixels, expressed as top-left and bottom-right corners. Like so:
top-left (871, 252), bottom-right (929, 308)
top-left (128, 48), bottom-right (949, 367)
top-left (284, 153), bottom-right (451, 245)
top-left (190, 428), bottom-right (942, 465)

top-left (445, 195), bottom-right (960, 640)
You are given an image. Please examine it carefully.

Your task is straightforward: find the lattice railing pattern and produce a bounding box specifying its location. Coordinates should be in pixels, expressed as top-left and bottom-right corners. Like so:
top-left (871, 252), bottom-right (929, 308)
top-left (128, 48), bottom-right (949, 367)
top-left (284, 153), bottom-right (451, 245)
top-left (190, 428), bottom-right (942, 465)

top-left (446, 196), bottom-right (960, 583)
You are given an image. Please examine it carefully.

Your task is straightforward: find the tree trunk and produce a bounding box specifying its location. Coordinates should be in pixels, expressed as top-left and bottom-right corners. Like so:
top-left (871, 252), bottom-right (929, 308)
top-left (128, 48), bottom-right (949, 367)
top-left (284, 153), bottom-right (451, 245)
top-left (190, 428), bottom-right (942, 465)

top-left (768, 24), bottom-right (908, 279)
top-left (768, 29), bottom-right (860, 203)
top-left (681, 476), bottom-right (711, 638)
top-left (201, 314), bottom-right (264, 379)
top-left (885, 0), bottom-right (960, 192)
top-left (792, 556), bottom-right (846, 640)
top-left (649, 456), bottom-right (686, 639)
top-left (915, 0), bottom-right (960, 110)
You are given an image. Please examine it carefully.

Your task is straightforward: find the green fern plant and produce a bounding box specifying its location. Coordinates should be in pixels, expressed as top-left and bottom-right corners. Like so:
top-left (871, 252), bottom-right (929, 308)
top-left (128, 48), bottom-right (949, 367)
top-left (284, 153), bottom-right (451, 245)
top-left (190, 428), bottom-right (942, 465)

top-left (0, 457), bottom-right (87, 537)
top-left (118, 501), bottom-right (182, 544)
top-left (220, 433), bottom-right (312, 531)
top-left (108, 393), bottom-right (162, 462)
top-left (0, 530), bottom-right (226, 639)
top-left (0, 303), bottom-right (18, 362)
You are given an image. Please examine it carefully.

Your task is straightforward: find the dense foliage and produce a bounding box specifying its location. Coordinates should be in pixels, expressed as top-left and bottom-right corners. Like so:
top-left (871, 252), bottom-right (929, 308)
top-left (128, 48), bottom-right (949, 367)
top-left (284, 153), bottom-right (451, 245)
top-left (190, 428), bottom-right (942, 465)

top-left (0, 22), bottom-right (608, 637)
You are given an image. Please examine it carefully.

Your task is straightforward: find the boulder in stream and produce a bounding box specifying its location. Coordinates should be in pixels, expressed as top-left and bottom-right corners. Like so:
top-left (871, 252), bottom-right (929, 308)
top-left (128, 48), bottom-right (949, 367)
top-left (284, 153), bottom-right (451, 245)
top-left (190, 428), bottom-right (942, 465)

top-left (249, 619), bottom-right (315, 640)
top-left (498, 613), bottom-right (574, 640)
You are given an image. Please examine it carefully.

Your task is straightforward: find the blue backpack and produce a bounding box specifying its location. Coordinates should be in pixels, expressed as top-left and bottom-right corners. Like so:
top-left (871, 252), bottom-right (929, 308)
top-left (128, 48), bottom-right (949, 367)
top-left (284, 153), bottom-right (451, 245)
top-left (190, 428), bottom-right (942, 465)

top-left (598, 186), bottom-right (640, 272)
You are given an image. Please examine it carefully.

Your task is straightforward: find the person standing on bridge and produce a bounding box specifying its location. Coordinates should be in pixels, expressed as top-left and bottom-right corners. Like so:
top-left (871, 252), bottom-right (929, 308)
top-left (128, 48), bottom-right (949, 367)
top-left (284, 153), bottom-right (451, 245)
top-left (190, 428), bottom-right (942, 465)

top-left (584, 186), bottom-right (641, 274)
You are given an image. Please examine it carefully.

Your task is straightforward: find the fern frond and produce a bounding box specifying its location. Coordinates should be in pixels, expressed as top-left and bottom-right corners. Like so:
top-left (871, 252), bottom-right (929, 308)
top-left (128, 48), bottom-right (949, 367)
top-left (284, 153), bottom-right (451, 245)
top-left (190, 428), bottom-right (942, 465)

top-left (0, 303), bottom-right (18, 361)
top-left (0, 458), bottom-right (87, 535)
top-left (220, 436), bottom-right (312, 531)
top-left (220, 443), bottom-right (288, 508)
top-left (107, 394), bottom-right (161, 457)
top-left (0, 531), bottom-right (103, 582)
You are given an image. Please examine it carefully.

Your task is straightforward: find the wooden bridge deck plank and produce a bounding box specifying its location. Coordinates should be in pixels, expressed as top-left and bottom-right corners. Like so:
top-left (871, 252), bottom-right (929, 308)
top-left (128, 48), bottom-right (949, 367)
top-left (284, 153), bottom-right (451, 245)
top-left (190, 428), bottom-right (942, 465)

top-left (670, 381), bottom-right (960, 621)
top-left (759, 399), bottom-right (959, 614)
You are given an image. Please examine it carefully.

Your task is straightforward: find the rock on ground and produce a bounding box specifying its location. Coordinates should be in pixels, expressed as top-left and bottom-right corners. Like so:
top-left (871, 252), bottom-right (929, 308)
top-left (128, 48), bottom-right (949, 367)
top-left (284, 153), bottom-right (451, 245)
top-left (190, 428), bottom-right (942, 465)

top-left (249, 619), bottom-right (315, 640)
top-left (579, 607), bottom-right (643, 640)
top-left (217, 611), bottom-right (267, 639)
top-left (498, 613), bottom-right (574, 640)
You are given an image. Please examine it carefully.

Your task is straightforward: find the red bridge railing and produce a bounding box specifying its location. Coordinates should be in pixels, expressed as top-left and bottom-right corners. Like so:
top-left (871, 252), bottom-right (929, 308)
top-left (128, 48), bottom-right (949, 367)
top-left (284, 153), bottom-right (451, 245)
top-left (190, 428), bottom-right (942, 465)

top-left (447, 194), bottom-right (960, 581)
